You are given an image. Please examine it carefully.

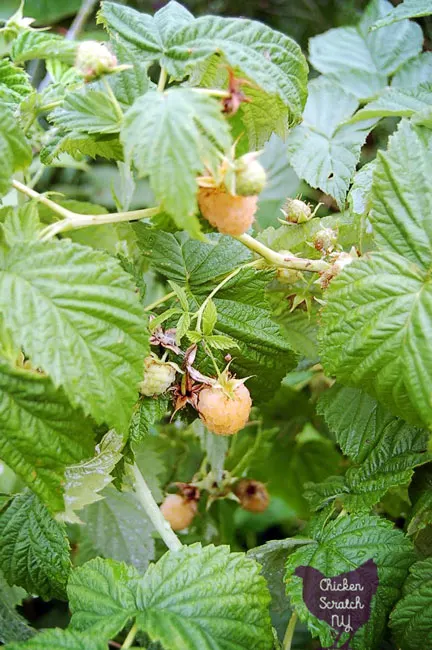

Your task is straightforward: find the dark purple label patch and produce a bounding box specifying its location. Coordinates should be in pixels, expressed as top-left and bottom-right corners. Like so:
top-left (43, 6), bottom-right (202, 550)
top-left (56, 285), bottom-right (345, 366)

top-left (295, 559), bottom-right (379, 650)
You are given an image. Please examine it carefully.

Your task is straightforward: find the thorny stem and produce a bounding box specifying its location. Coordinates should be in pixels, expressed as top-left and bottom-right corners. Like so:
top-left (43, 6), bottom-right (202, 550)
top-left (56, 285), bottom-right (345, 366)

top-left (282, 612), bottom-right (298, 650)
top-left (235, 233), bottom-right (330, 273)
top-left (157, 66), bottom-right (168, 92)
top-left (12, 180), bottom-right (160, 241)
top-left (144, 291), bottom-right (177, 313)
top-left (131, 462), bottom-right (182, 552)
top-left (121, 623), bottom-right (138, 650)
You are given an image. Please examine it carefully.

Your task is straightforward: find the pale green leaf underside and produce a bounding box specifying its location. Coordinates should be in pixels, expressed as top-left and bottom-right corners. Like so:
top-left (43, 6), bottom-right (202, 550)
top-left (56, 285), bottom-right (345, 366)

top-left (285, 513), bottom-right (415, 650)
top-left (315, 386), bottom-right (430, 510)
top-left (5, 628), bottom-right (107, 650)
top-left (372, 0), bottom-right (432, 29)
top-left (0, 106), bottom-right (32, 196)
top-left (80, 487), bottom-right (155, 572)
top-left (0, 491), bottom-right (71, 600)
top-left (319, 252), bottom-right (432, 428)
top-left (69, 544), bottom-right (273, 650)
top-left (0, 356), bottom-right (94, 512)
top-left (390, 557), bottom-right (432, 650)
top-left (309, 0), bottom-right (423, 100)
top-left (11, 31), bottom-right (77, 64)
top-left (350, 84), bottom-right (432, 123)
top-left (50, 90), bottom-right (122, 135)
top-left (61, 431), bottom-right (124, 524)
top-left (99, 1), bottom-right (308, 125)
top-left (370, 120), bottom-right (432, 269)
top-left (392, 52), bottom-right (432, 89)
top-left (122, 88), bottom-right (232, 237)
top-left (0, 241), bottom-right (148, 433)
top-left (286, 78), bottom-right (375, 208)
top-left (0, 569), bottom-right (33, 644)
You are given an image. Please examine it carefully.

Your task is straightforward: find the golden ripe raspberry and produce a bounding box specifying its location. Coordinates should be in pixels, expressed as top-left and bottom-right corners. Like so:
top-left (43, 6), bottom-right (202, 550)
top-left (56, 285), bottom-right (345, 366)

top-left (198, 382), bottom-right (252, 435)
top-left (160, 493), bottom-right (197, 531)
top-left (235, 479), bottom-right (269, 513)
top-left (198, 187), bottom-right (258, 236)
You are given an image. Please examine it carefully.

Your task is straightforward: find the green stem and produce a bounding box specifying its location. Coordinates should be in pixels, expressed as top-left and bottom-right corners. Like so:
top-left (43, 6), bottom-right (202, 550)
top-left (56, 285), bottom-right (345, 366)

top-left (131, 463), bottom-right (182, 552)
top-left (144, 291), bottom-right (176, 313)
top-left (235, 233), bottom-right (330, 273)
top-left (12, 180), bottom-right (160, 241)
top-left (194, 260), bottom-right (258, 333)
top-left (121, 623), bottom-right (138, 650)
top-left (282, 612), bottom-right (298, 650)
top-left (230, 423), bottom-right (263, 477)
top-left (192, 88), bottom-right (231, 99)
top-left (103, 77), bottom-right (124, 122)
top-left (157, 67), bottom-right (168, 92)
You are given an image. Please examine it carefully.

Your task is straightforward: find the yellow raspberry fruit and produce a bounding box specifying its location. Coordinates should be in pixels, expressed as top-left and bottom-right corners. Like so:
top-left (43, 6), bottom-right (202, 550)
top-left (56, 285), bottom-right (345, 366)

top-left (235, 479), bottom-right (269, 513)
top-left (160, 493), bottom-right (197, 531)
top-left (139, 355), bottom-right (176, 397)
top-left (198, 186), bottom-right (258, 236)
top-left (198, 381), bottom-right (252, 435)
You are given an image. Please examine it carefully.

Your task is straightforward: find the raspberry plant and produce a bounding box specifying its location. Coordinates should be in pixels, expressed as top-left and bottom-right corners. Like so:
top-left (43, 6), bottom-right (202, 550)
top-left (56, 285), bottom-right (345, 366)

top-left (0, 0), bottom-right (431, 649)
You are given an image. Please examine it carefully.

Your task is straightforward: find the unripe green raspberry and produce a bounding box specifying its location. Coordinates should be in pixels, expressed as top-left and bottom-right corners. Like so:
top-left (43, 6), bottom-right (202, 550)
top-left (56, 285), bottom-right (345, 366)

top-left (76, 41), bottom-right (118, 82)
top-left (139, 355), bottom-right (177, 397)
top-left (281, 198), bottom-right (312, 224)
top-left (235, 153), bottom-right (267, 196)
top-left (313, 227), bottom-right (338, 252)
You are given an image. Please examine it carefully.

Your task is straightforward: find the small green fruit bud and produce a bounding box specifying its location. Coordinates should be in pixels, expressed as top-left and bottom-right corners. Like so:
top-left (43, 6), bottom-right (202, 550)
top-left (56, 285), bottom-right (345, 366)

top-left (281, 198), bottom-right (312, 224)
top-left (313, 227), bottom-right (338, 252)
top-left (76, 41), bottom-right (118, 82)
top-left (234, 153), bottom-right (267, 196)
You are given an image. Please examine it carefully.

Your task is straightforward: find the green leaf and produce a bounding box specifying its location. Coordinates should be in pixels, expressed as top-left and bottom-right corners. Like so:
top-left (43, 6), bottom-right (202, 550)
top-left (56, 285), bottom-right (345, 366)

top-left (50, 90), bottom-right (122, 135)
top-left (309, 0), bottom-right (423, 100)
top-left (0, 105), bottom-right (32, 196)
top-left (285, 513), bottom-right (415, 649)
top-left (122, 88), bottom-right (231, 237)
top-left (407, 488), bottom-right (432, 537)
top-left (11, 31), bottom-right (77, 64)
top-left (0, 57), bottom-right (32, 107)
top-left (167, 280), bottom-right (189, 312)
top-left (316, 385), bottom-right (430, 510)
top-left (134, 228), bottom-right (251, 287)
top-left (390, 557), bottom-right (432, 649)
top-left (202, 299), bottom-right (217, 335)
top-left (130, 396), bottom-right (169, 445)
top-left (319, 252), bottom-right (432, 428)
top-left (70, 544), bottom-right (273, 650)
top-left (350, 84), bottom-right (432, 123)
top-left (98, 0), bottom-right (194, 59)
top-left (40, 131), bottom-right (123, 164)
top-left (286, 78), bottom-right (375, 208)
top-left (392, 52), bottom-right (432, 89)
top-left (135, 228), bottom-right (294, 399)
top-left (372, 0), bottom-right (432, 29)
top-left (4, 628), bottom-right (107, 650)
top-left (99, 2), bottom-right (308, 127)
top-left (61, 430), bottom-right (124, 524)
top-left (69, 558), bottom-right (139, 637)
top-left (20, 0), bottom-right (82, 24)
top-left (0, 490), bottom-right (70, 600)
top-left (2, 203), bottom-right (41, 245)
top-left (370, 120), bottom-right (432, 269)
top-left (0, 356), bottom-right (94, 512)
top-left (0, 569), bottom-right (33, 644)
top-left (80, 487), bottom-right (155, 572)
top-left (0, 241), bottom-right (148, 433)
